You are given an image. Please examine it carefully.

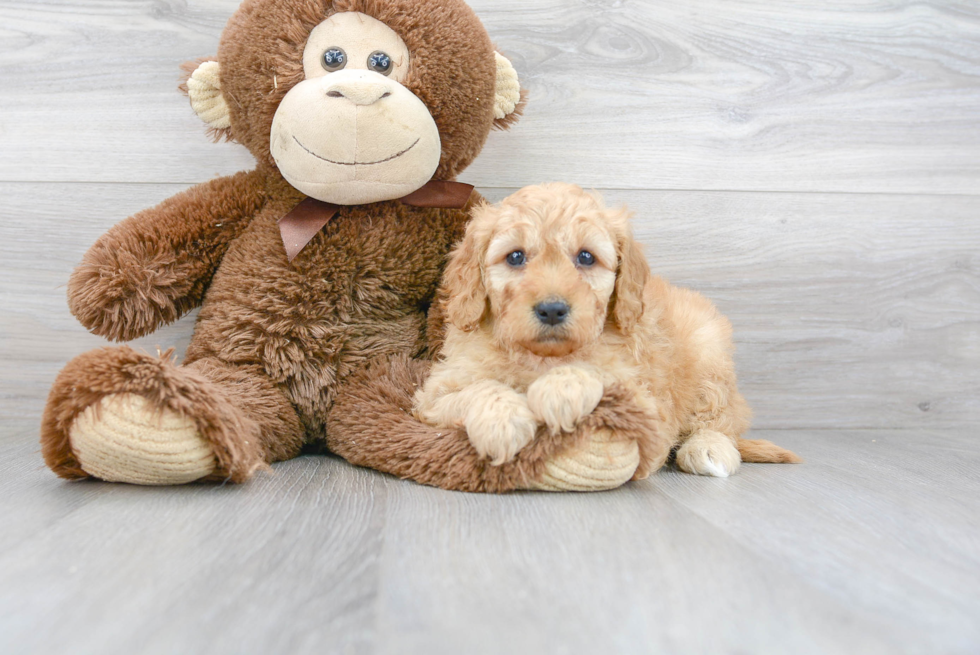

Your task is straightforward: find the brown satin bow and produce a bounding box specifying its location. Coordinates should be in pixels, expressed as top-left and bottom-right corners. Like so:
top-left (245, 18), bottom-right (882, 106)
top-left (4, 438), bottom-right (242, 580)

top-left (278, 180), bottom-right (475, 262)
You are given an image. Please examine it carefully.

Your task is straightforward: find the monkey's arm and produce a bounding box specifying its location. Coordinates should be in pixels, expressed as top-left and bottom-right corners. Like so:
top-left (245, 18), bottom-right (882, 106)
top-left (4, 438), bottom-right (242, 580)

top-left (68, 169), bottom-right (267, 342)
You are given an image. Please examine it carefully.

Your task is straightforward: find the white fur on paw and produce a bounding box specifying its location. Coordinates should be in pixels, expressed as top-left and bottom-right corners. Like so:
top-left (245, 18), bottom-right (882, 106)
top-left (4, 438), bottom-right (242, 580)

top-left (465, 395), bottom-right (537, 466)
top-left (675, 431), bottom-right (741, 478)
top-left (697, 453), bottom-right (733, 478)
top-left (527, 366), bottom-right (604, 434)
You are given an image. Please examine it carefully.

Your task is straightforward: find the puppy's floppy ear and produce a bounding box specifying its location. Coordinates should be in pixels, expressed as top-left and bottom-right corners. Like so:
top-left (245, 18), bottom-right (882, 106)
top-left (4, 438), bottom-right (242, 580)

top-left (612, 224), bottom-right (651, 335)
top-left (443, 215), bottom-right (489, 332)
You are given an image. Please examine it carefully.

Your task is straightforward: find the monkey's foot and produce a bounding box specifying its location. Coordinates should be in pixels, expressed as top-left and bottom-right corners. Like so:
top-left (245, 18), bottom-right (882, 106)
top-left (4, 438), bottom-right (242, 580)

top-left (41, 346), bottom-right (269, 485)
top-left (530, 428), bottom-right (640, 492)
top-left (69, 393), bottom-right (215, 485)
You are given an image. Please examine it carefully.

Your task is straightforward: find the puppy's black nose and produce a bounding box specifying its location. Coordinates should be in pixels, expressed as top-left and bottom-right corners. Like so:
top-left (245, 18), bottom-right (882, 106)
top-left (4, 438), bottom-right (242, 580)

top-left (534, 301), bottom-right (570, 326)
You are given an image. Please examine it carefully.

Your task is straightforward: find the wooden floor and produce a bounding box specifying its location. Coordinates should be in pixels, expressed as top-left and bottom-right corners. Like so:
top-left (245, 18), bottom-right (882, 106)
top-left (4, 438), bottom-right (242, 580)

top-left (2, 422), bottom-right (979, 654)
top-left (2, 0), bottom-right (979, 653)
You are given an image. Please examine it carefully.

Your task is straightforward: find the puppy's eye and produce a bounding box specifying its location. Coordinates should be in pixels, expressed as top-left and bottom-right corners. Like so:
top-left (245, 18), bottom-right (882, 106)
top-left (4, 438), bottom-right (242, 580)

top-left (577, 250), bottom-right (596, 267)
top-left (506, 250), bottom-right (526, 267)
top-left (322, 47), bottom-right (347, 71)
top-left (367, 51), bottom-right (392, 75)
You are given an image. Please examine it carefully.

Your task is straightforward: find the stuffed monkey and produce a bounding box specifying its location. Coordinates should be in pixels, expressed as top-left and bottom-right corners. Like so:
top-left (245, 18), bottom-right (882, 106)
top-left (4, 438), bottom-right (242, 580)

top-left (41, 0), bottom-right (664, 492)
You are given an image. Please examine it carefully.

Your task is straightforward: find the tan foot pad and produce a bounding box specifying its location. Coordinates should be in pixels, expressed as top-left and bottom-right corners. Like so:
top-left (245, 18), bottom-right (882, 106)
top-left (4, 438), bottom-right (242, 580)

top-left (530, 429), bottom-right (640, 492)
top-left (69, 394), bottom-right (216, 485)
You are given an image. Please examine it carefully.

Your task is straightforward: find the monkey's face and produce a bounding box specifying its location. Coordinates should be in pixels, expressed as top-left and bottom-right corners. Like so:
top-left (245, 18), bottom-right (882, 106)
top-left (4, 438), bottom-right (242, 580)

top-left (196, 0), bottom-right (524, 197)
top-left (270, 12), bottom-right (442, 205)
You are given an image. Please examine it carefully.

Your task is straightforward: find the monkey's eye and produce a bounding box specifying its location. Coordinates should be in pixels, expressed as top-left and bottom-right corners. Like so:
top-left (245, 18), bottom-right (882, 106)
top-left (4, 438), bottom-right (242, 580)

top-left (367, 51), bottom-right (393, 75)
top-left (322, 47), bottom-right (347, 71)
top-left (577, 250), bottom-right (596, 267)
top-left (506, 250), bottom-right (526, 267)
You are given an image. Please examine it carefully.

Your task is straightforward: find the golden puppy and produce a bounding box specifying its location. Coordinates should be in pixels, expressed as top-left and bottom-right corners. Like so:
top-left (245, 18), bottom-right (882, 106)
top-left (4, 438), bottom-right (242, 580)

top-left (415, 183), bottom-right (800, 477)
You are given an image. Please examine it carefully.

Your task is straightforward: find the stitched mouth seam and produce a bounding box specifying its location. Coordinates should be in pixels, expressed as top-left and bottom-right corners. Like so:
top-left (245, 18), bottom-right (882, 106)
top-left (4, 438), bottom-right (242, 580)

top-left (293, 136), bottom-right (419, 166)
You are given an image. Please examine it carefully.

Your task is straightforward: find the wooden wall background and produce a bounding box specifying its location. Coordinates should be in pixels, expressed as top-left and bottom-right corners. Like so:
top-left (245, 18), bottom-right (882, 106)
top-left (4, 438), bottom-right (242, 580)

top-left (2, 0), bottom-right (977, 431)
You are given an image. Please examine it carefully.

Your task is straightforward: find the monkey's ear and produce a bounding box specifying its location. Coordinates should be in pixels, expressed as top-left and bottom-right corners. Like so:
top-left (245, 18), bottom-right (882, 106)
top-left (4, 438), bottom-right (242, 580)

top-left (180, 59), bottom-right (233, 140)
top-left (493, 52), bottom-right (526, 130)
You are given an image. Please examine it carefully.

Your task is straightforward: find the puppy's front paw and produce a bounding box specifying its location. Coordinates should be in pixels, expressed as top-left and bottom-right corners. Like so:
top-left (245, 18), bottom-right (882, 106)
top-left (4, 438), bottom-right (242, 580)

top-left (527, 366), bottom-right (604, 434)
top-left (464, 393), bottom-right (537, 466)
top-left (675, 430), bottom-right (741, 478)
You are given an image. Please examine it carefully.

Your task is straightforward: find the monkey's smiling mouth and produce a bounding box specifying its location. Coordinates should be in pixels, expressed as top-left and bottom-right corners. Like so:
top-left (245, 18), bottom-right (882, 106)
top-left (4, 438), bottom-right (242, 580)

top-left (293, 136), bottom-right (419, 166)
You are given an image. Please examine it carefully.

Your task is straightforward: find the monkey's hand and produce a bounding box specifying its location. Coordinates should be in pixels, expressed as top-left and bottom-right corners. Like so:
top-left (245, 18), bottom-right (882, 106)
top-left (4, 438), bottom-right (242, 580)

top-left (68, 170), bottom-right (266, 341)
top-left (527, 365), bottom-right (605, 435)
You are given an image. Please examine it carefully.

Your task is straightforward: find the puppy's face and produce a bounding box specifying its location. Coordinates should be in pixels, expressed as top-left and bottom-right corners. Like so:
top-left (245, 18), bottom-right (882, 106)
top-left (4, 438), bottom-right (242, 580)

top-left (483, 198), bottom-right (617, 358)
top-left (444, 184), bottom-right (648, 358)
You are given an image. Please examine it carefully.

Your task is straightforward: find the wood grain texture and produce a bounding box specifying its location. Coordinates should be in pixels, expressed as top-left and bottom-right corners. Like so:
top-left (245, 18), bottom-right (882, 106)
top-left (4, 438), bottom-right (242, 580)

top-left (1, 1), bottom-right (979, 193)
top-left (4, 183), bottom-right (977, 429)
top-left (2, 421), bottom-right (978, 654)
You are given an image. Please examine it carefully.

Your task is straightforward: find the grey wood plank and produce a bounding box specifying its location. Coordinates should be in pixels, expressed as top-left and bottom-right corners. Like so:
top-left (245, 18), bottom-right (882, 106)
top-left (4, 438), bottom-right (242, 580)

top-left (655, 429), bottom-right (980, 654)
top-left (0, 427), bottom-right (387, 655)
top-left (372, 480), bottom-right (913, 655)
top-left (2, 1), bottom-right (980, 194)
top-left (4, 183), bottom-right (978, 430)
top-left (3, 421), bottom-right (978, 654)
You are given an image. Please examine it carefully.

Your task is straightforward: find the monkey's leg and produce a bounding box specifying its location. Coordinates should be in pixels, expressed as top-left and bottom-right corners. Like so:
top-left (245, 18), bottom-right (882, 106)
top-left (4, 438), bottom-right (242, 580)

top-left (41, 347), bottom-right (304, 485)
top-left (325, 355), bottom-right (667, 493)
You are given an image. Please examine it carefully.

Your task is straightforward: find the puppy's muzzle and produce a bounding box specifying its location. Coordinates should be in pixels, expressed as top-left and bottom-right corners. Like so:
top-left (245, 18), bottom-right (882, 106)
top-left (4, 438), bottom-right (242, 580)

top-left (534, 300), bottom-right (570, 326)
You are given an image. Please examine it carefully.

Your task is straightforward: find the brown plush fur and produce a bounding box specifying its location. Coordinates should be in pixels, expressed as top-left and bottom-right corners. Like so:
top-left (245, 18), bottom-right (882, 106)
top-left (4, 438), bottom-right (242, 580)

top-left (415, 184), bottom-right (800, 476)
top-left (41, 0), bottom-right (652, 490)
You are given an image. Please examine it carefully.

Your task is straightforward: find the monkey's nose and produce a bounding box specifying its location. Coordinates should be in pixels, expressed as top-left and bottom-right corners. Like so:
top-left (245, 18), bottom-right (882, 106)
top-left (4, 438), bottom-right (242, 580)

top-left (325, 79), bottom-right (392, 106)
top-left (534, 301), bottom-right (570, 326)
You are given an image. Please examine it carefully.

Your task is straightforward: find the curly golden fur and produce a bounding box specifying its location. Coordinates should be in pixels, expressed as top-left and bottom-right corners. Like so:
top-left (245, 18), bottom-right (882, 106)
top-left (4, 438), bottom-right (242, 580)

top-left (415, 183), bottom-right (801, 475)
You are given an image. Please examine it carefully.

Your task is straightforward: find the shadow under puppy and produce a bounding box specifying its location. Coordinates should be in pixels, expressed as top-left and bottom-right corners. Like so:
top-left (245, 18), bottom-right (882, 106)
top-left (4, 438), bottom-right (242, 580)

top-left (415, 183), bottom-right (800, 478)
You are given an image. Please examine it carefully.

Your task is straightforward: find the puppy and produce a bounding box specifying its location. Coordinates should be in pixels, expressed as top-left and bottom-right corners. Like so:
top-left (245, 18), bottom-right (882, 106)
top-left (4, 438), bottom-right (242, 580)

top-left (415, 183), bottom-right (800, 477)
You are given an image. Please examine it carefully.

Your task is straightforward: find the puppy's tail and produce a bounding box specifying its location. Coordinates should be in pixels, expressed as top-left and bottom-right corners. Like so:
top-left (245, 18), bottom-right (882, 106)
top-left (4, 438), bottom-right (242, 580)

top-left (737, 438), bottom-right (803, 464)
